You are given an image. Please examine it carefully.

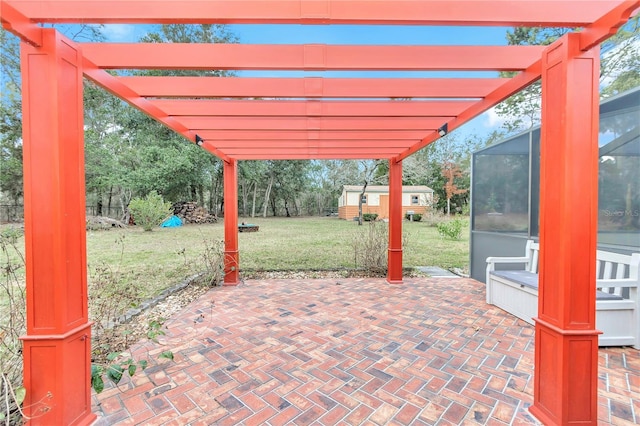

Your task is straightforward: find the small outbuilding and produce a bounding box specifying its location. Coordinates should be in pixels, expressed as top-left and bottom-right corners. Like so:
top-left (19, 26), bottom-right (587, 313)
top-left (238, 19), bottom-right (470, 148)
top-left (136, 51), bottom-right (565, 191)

top-left (338, 185), bottom-right (434, 220)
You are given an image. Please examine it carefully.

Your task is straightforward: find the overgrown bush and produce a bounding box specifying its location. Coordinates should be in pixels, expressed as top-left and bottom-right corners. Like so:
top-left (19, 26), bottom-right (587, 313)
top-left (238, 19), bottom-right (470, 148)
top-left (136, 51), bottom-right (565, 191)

top-left (201, 238), bottom-right (225, 286)
top-left (352, 222), bottom-right (409, 273)
top-left (436, 218), bottom-right (464, 240)
top-left (362, 213), bottom-right (378, 222)
top-left (352, 221), bottom-right (388, 272)
top-left (127, 191), bottom-right (172, 231)
top-left (0, 226), bottom-right (26, 424)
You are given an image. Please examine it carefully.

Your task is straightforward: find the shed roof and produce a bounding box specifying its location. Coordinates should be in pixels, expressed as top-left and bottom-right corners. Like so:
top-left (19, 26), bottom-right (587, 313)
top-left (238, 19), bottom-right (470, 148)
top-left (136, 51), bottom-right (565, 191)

top-left (342, 185), bottom-right (434, 193)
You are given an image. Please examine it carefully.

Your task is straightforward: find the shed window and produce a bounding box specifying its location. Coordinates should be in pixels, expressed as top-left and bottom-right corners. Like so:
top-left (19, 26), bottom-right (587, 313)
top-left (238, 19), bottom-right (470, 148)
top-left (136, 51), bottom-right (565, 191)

top-left (411, 195), bottom-right (419, 205)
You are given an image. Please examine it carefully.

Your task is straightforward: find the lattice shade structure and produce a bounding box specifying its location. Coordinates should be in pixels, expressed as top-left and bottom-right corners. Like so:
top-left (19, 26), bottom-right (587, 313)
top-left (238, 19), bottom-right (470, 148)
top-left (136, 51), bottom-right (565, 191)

top-left (1, 1), bottom-right (638, 425)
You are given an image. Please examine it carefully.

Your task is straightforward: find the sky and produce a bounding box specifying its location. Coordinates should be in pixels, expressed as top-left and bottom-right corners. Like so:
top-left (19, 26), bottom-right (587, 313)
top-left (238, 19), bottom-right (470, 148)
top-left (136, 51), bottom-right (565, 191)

top-left (100, 23), bottom-right (514, 139)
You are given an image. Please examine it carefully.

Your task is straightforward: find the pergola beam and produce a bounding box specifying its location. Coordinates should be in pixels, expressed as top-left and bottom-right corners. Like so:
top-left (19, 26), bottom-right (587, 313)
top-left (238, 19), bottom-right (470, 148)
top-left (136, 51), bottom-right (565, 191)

top-left (81, 43), bottom-right (544, 71)
top-left (8, 0), bottom-right (622, 26)
top-left (197, 130), bottom-right (430, 141)
top-left (176, 116), bottom-right (447, 131)
top-left (119, 76), bottom-right (506, 98)
top-left (229, 153), bottom-right (393, 160)
top-left (0, 0), bottom-right (42, 46)
top-left (579, 0), bottom-right (640, 51)
top-left (150, 99), bottom-right (475, 118)
top-left (211, 140), bottom-right (416, 149)
top-left (223, 147), bottom-right (402, 155)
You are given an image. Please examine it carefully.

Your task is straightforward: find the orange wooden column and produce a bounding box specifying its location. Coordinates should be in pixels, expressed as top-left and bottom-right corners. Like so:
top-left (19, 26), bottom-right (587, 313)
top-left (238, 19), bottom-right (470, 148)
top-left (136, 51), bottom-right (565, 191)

top-left (530, 33), bottom-right (600, 425)
top-left (223, 158), bottom-right (240, 285)
top-left (387, 159), bottom-right (403, 284)
top-left (20, 29), bottom-right (95, 425)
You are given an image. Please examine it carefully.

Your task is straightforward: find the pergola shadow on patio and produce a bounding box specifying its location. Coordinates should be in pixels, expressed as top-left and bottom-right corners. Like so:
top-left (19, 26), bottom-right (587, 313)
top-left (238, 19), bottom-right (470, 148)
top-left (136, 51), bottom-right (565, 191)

top-left (2, 1), bottom-right (640, 424)
top-left (91, 277), bottom-right (640, 425)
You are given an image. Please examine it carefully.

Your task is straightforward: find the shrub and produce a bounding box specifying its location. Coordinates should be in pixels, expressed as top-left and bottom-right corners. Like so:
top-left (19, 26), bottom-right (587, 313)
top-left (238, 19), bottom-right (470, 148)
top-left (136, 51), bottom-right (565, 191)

top-left (362, 213), bottom-right (378, 222)
top-left (352, 221), bottom-right (388, 272)
top-left (202, 238), bottom-right (225, 286)
top-left (0, 227), bottom-right (26, 424)
top-left (128, 191), bottom-right (172, 231)
top-left (352, 222), bottom-right (409, 273)
top-left (436, 218), bottom-right (464, 240)
top-left (406, 213), bottom-right (422, 222)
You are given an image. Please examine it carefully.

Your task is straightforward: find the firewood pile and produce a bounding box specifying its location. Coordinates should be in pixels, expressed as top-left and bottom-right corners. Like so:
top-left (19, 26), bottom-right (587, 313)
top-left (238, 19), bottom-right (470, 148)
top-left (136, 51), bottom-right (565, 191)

top-left (172, 201), bottom-right (218, 224)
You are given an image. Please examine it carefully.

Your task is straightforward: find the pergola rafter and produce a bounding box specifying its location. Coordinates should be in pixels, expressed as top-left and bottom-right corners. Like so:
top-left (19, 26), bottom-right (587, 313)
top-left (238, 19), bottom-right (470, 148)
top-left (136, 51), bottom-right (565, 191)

top-left (118, 76), bottom-right (507, 98)
top-left (80, 43), bottom-right (545, 71)
top-left (7, 0), bottom-right (624, 26)
top-left (2, 1), bottom-right (639, 425)
top-left (148, 99), bottom-right (478, 117)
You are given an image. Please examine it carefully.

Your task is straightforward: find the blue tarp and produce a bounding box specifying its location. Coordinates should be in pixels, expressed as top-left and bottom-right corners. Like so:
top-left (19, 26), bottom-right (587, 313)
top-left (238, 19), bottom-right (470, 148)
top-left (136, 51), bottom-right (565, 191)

top-left (161, 215), bottom-right (183, 228)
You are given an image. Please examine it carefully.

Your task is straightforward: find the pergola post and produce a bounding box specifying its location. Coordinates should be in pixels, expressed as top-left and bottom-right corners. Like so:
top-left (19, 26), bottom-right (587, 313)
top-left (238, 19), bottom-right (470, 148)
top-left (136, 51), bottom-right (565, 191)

top-left (20, 29), bottom-right (95, 425)
top-left (530, 33), bottom-right (600, 425)
top-left (387, 159), bottom-right (403, 284)
top-left (223, 158), bottom-right (240, 285)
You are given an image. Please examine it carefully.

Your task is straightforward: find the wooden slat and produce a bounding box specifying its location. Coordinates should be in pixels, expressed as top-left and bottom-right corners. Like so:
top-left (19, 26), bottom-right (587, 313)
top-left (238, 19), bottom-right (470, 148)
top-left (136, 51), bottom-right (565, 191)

top-left (176, 116), bottom-right (447, 131)
top-left (81, 43), bottom-right (544, 71)
top-left (9, 0), bottom-right (620, 26)
top-left (119, 76), bottom-right (506, 98)
top-left (150, 99), bottom-right (474, 117)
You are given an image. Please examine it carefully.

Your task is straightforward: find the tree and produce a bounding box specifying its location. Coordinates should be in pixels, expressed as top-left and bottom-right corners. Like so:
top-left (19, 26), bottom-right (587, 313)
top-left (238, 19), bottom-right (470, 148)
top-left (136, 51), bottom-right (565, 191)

top-left (1, 25), bottom-right (105, 205)
top-left (494, 27), bottom-right (571, 133)
top-left (441, 161), bottom-right (467, 215)
top-left (356, 161), bottom-right (384, 225)
top-left (600, 16), bottom-right (640, 98)
top-left (495, 18), bottom-right (639, 133)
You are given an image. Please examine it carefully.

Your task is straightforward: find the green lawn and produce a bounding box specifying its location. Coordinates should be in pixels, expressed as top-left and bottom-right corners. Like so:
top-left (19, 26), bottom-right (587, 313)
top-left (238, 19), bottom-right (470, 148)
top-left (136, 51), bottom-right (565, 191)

top-left (4, 216), bottom-right (470, 299)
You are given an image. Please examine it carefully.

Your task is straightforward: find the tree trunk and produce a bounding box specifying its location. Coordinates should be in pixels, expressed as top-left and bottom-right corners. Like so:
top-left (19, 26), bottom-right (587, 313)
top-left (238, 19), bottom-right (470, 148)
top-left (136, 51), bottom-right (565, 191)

top-left (317, 193), bottom-right (324, 216)
top-left (284, 198), bottom-right (291, 217)
top-left (107, 186), bottom-right (113, 212)
top-left (262, 175), bottom-right (273, 218)
top-left (198, 185), bottom-right (204, 206)
top-left (211, 174), bottom-right (222, 216)
top-left (358, 181), bottom-right (368, 225)
top-left (240, 180), bottom-right (249, 217)
top-left (447, 197), bottom-right (451, 216)
top-left (96, 191), bottom-right (103, 216)
top-left (251, 181), bottom-right (258, 218)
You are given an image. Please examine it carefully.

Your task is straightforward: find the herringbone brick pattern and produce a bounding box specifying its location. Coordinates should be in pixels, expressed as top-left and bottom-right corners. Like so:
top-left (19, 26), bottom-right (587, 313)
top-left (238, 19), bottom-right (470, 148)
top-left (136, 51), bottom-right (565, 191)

top-left (92, 277), bottom-right (640, 425)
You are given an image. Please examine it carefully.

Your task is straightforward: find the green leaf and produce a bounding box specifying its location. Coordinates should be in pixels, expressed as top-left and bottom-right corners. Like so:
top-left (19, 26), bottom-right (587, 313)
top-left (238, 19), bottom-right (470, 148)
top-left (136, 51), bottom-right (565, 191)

top-left (106, 364), bottom-right (124, 384)
top-left (159, 351), bottom-right (174, 361)
top-left (138, 360), bottom-right (148, 370)
top-left (15, 387), bottom-right (26, 405)
top-left (91, 374), bottom-right (105, 394)
top-left (0, 412), bottom-right (5, 420)
top-left (128, 364), bottom-right (137, 376)
top-left (106, 352), bottom-right (120, 361)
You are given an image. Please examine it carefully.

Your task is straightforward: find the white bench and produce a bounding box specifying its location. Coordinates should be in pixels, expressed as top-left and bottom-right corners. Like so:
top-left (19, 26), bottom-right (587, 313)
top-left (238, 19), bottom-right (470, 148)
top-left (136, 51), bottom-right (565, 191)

top-left (486, 240), bottom-right (640, 349)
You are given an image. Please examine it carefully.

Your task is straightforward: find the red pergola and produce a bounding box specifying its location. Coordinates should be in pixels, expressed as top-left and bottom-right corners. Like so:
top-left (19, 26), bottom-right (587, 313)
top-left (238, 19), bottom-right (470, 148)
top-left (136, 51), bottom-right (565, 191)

top-left (1, 1), bottom-right (638, 424)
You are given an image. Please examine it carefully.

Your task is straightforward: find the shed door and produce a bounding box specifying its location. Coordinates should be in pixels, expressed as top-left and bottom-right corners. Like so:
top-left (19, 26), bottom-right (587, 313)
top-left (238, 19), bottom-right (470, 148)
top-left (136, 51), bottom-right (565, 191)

top-left (379, 195), bottom-right (389, 219)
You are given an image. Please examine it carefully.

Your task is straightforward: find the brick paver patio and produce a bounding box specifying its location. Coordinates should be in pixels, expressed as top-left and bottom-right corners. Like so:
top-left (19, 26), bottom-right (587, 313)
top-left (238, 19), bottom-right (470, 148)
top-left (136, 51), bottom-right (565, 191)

top-left (92, 277), bottom-right (639, 425)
